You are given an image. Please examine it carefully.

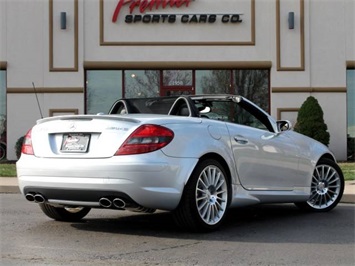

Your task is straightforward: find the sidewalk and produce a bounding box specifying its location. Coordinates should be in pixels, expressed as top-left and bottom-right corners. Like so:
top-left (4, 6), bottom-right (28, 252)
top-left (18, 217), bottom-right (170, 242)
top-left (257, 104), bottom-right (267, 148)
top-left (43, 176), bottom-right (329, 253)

top-left (1, 177), bottom-right (354, 203)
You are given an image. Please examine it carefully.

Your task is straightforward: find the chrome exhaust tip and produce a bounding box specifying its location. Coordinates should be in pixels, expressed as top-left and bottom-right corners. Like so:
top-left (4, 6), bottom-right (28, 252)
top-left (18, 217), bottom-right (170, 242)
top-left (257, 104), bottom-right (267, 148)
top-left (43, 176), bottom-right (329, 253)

top-left (112, 198), bottom-right (126, 209)
top-left (99, 197), bottom-right (112, 208)
top-left (25, 193), bottom-right (35, 202)
top-left (34, 194), bottom-right (46, 203)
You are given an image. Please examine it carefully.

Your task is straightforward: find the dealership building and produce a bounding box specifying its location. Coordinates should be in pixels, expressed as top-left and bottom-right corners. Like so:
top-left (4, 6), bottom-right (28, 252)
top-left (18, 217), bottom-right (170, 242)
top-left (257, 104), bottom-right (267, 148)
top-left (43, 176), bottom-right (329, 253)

top-left (0, 0), bottom-right (354, 161)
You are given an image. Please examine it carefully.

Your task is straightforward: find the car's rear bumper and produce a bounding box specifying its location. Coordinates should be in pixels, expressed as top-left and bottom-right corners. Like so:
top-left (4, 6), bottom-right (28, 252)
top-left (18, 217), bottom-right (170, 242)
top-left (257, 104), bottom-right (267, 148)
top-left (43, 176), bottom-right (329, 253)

top-left (17, 153), bottom-right (198, 210)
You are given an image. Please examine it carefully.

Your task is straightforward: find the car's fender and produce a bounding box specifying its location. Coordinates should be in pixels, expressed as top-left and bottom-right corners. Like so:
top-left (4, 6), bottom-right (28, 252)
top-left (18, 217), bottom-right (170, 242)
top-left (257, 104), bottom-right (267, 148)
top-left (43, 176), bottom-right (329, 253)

top-left (161, 120), bottom-right (239, 185)
top-left (285, 130), bottom-right (336, 186)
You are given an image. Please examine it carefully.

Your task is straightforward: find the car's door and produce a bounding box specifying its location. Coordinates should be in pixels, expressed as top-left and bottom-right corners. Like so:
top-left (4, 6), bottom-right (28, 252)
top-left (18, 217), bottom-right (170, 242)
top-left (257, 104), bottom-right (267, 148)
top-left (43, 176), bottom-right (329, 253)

top-left (226, 101), bottom-right (302, 191)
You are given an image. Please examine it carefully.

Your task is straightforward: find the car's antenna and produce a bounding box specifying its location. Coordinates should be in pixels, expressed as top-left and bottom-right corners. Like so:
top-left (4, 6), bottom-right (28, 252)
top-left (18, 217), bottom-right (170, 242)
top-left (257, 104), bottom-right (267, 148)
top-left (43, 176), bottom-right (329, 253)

top-left (32, 82), bottom-right (43, 119)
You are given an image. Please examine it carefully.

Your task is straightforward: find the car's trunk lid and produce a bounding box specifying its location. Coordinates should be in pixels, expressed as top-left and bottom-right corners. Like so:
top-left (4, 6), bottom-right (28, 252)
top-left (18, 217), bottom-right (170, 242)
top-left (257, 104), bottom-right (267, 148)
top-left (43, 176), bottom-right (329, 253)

top-left (31, 115), bottom-right (141, 158)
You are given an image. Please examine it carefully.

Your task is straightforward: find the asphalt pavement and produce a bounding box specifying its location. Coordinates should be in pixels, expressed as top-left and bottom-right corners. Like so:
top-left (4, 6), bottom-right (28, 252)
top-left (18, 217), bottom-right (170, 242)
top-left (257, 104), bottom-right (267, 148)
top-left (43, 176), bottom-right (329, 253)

top-left (0, 177), bottom-right (354, 203)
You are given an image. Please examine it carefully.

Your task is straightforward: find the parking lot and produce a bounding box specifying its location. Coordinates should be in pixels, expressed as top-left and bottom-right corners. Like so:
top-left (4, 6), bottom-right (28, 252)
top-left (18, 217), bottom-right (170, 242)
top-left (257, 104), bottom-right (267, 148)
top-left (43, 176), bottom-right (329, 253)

top-left (1, 194), bottom-right (354, 265)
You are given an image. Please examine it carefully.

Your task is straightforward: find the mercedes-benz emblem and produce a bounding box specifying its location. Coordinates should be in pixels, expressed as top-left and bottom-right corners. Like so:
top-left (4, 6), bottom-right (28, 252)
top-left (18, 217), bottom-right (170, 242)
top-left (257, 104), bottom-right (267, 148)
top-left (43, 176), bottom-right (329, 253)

top-left (69, 123), bottom-right (76, 130)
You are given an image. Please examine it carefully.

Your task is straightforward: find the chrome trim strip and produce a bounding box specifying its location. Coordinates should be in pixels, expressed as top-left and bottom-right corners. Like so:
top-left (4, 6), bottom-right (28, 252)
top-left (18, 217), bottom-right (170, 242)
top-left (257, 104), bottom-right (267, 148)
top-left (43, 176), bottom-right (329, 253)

top-left (48, 199), bottom-right (100, 207)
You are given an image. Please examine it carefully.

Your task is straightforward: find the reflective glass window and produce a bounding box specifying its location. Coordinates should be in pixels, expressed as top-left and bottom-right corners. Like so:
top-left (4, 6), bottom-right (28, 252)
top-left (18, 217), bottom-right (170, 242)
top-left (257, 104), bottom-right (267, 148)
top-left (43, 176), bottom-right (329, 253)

top-left (163, 70), bottom-right (192, 86)
top-left (347, 69), bottom-right (355, 161)
top-left (124, 70), bottom-right (160, 98)
top-left (233, 70), bottom-right (269, 112)
top-left (86, 70), bottom-right (122, 114)
top-left (195, 70), bottom-right (231, 94)
top-left (196, 69), bottom-right (269, 112)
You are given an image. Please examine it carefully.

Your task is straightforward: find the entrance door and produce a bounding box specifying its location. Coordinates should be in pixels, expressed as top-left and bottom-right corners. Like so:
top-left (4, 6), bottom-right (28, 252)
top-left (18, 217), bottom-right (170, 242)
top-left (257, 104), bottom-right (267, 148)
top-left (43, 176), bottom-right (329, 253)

top-left (160, 70), bottom-right (195, 96)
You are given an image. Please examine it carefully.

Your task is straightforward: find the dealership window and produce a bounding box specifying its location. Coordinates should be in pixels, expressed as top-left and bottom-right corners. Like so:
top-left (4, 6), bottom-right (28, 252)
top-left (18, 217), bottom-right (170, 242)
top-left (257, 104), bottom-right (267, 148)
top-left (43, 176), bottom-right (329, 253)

top-left (124, 70), bottom-right (160, 98)
top-left (196, 69), bottom-right (269, 112)
top-left (233, 70), bottom-right (270, 112)
top-left (347, 69), bottom-right (355, 161)
top-left (85, 69), bottom-right (270, 114)
top-left (0, 70), bottom-right (6, 160)
top-left (163, 70), bottom-right (192, 86)
top-left (196, 70), bottom-right (231, 94)
top-left (161, 70), bottom-right (194, 96)
top-left (86, 70), bottom-right (122, 114)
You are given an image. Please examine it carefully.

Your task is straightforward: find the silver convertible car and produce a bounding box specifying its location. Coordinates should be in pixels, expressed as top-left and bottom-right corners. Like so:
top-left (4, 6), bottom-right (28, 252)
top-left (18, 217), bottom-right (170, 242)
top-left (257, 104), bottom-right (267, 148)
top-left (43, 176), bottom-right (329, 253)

top-left (17, 95), bottom-right (344, 231)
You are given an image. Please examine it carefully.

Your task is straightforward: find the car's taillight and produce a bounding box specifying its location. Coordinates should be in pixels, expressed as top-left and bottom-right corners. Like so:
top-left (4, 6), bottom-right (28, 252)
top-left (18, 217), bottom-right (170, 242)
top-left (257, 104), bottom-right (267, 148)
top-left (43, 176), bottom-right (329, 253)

top-left (115, 124), bottom-right (174, 155)
top-left (21, 129), bottom-right (34, 155)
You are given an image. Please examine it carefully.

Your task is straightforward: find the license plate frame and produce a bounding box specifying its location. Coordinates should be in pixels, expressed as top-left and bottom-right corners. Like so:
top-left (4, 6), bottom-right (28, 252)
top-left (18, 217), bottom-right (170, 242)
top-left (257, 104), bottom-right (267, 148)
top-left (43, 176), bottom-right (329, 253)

top-left (60, 133), bottom-right (90, 153)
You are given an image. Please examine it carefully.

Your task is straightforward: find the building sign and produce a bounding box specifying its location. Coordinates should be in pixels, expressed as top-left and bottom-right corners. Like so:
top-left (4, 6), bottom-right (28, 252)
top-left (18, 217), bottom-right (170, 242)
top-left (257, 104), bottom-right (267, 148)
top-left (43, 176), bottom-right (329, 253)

top-left (112, 0), bottom-right (242, 24)
top-left (100, 0), bottom-right (255, 45)
top-left (124, 13), bottom-right (242, 24)
top-left (112, 0), bottom-right (192, 22)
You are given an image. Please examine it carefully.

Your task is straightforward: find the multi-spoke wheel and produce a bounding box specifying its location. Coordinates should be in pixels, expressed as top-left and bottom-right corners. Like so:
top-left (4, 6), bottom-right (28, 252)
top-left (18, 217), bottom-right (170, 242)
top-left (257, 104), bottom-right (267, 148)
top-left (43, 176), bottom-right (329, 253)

top-left (295, 158), bottom-right (344, 212)
top-left (39, 203), bottom-right (91, 221)
top-left (173, 159), bottom-right (230, 231)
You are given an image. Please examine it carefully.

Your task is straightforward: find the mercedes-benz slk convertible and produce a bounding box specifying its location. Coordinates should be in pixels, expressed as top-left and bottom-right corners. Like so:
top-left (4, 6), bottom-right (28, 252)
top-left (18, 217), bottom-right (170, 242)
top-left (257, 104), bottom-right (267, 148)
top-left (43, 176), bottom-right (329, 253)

top-left (16, 95), bottom-right (344, 231)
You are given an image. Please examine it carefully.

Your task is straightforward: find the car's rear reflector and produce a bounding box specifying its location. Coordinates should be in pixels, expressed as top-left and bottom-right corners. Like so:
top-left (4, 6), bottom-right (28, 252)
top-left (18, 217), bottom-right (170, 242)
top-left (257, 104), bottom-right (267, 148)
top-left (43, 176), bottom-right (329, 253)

top-left (21, 129), bottom-right (34, 155)
top-left (115, 124), bottom-right (174, 155)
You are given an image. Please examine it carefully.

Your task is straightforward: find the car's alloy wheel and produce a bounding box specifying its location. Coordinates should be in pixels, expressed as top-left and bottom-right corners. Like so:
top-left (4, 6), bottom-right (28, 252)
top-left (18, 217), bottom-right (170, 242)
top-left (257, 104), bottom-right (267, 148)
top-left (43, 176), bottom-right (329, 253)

top-left (173, 159), bottom-right (230, 231)
top-left (295, 158), bottom-right (344, 212)
top-left (39, 203), bottom-right (91, 221)
top-left (195, 164), bottom-right (228, 225)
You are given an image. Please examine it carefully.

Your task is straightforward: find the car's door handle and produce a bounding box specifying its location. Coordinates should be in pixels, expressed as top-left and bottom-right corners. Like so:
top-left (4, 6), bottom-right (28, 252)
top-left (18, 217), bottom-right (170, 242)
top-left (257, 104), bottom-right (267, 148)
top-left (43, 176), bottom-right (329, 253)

top-left (234, 136), bottom-right (248, 144)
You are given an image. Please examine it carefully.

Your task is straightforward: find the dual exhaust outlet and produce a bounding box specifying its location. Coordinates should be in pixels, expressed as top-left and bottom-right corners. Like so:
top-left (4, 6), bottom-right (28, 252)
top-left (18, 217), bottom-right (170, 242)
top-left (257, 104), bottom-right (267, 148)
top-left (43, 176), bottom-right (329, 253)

top-left (25, 193), bottom-right (46, 203)
top-left (99, 197), bottom-right (126, 209)
top-left (25, 193), bottom-right (126, 209)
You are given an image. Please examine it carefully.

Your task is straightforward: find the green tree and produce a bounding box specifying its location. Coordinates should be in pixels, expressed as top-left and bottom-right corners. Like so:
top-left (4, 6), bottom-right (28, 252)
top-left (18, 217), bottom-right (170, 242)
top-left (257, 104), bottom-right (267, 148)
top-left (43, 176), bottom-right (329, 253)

top-left (294, 96), bottom-right (330, 146)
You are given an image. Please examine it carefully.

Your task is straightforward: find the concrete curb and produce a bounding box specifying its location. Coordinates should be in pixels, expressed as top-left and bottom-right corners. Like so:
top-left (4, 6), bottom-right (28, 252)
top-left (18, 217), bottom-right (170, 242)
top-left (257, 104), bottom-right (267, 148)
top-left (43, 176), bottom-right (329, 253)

top-left (0, 177), bottom-right (354, 203)
top-left (0, 186), bottom-right (20, 193)
top-left (0, 177), bottom-right (20, 193)
top-left (341, 194), bottom-right (355, 204)
top-left (342, 181), bottom-right (355, 204)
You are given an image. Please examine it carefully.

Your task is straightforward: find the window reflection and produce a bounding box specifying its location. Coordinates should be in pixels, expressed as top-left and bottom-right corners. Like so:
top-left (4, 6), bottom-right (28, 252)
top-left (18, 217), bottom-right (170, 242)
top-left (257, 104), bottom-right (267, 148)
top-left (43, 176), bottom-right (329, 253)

top-left (85, 69), bottom-right (270, 115)
top-left (233, 70), bottom-right (269, 112)
top-left (125, 70), bottom-right (160, 98)
top-left (86, 70), bottom-right (122, 114)
top-left (347, 69), bottom-right (355, 161)
top-left (196, 70), bottom-right (231, 94)
top-left (163, 70), bottom-right (192, 86)
top-left (196, 69), bottom-right (269, 113)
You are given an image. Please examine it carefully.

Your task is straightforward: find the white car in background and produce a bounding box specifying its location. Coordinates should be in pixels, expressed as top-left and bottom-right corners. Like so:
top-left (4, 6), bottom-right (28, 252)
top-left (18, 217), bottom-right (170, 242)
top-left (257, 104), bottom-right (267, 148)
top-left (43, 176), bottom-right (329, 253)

top-left (16, 95), bottom-right (344, 231)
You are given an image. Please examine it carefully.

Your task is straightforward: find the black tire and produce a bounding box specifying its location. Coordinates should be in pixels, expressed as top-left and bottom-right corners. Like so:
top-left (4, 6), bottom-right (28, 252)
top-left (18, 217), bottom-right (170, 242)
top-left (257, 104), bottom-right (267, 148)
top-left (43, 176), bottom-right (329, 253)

top-left (39, 203), bottom-right (91, 221)
top-left (295, 158), bottom-right (344, 212)
top-left (173, 159), bottom-right (230, 232)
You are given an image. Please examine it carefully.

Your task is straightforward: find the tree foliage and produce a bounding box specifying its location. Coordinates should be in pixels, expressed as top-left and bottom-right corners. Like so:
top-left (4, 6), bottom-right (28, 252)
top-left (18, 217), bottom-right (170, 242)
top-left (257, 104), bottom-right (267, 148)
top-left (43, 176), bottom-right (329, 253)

top-left (200, 70), bottom-right (269, 112)
top-left (294, 96), bottom-right (330, 146)
top-left (125, 70), bottom-right (160, 98)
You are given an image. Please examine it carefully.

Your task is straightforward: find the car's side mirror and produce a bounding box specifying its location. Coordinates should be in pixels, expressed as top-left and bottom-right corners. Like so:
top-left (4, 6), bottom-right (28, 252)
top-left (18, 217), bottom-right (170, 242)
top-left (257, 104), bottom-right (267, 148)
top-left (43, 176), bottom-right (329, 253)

top-left (276, 120), bottom-right (293, 132)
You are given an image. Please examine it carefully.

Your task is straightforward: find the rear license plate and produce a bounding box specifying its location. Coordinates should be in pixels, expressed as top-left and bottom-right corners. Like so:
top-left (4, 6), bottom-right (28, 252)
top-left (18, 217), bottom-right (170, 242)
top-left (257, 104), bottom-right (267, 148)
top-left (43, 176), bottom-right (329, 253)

top-left (61, 133), bottom-right (90, 153)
